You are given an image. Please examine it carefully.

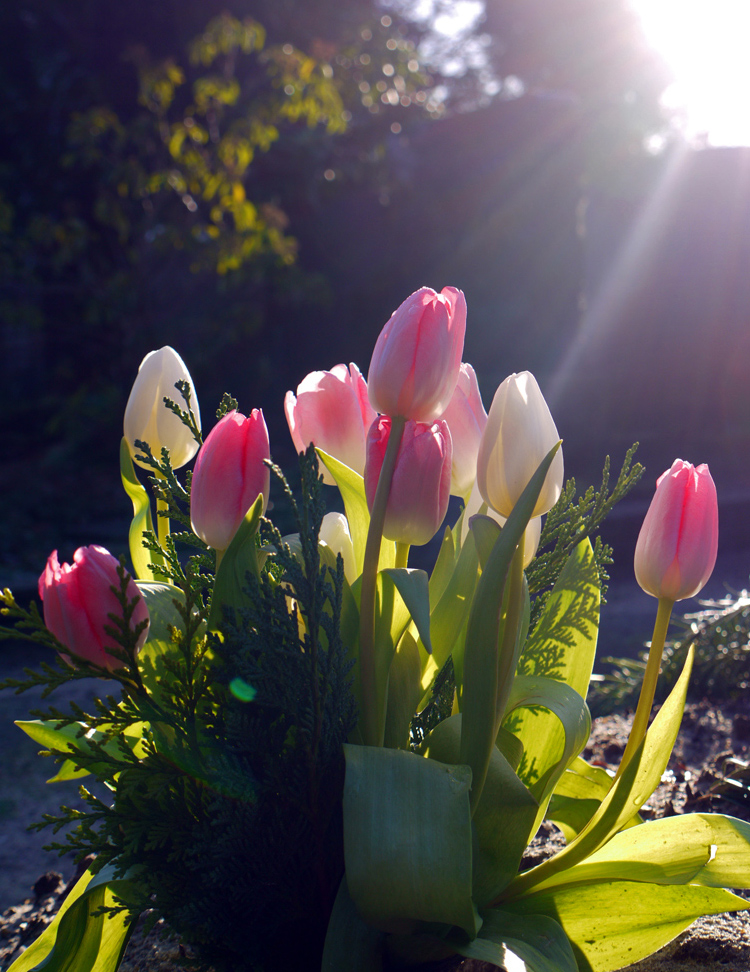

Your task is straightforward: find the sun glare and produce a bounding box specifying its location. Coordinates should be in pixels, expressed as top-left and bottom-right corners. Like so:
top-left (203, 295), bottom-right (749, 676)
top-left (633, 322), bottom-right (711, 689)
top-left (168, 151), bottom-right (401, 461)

top-left (630, 0), bottom-right (750, 146)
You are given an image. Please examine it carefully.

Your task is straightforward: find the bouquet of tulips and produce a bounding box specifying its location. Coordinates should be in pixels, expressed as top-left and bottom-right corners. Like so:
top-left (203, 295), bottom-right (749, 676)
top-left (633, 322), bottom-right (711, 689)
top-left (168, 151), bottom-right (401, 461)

top-left (3, 285), bottom-right (750, 972)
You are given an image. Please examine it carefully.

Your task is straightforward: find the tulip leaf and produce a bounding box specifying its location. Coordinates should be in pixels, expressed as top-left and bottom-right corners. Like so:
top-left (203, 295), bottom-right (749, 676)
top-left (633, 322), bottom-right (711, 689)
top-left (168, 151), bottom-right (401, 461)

top-left (502, 880), bottom-right (750, 972)
top-left (17, 719), bottom-right (149, 782)
top-left (321, 877), bottom-right (385, 972)
top-left (469, 513), bottom-right (502, 570)
top-left (382, 568), bottom-right (431, 654)
top-left (449, 908), bottom-right (577, 972)
top-left (509, 540), bottom-right (599, 792)
top-left (119, 436), bottom-right (166, 582)
top-left (135, 581), bottom-right (188, 702)
top-left (317, 449), bottom-right (395, 576)
top-left (429, 525), bottom-right (456, 606)
top-left (342, 743), bottom-right (478, 937)
top-left (424, 713), bottom-right (539, 904)
top-left (383, 628), bottom-right (422, 750)
top-left (504, 647), bottom-right (694, 900)
top-left (430, 526), bottom-right (479, 674)
top-left (460, 442), bottom-right (562, 814)
top-left (548, 758), bottom-right (640, 841)
top-left (4, 864), bottom-right (138, 972)
top-left (503, 675), bottom-right (591, 837)
top-left (207, 493), bottom-right (263, 631)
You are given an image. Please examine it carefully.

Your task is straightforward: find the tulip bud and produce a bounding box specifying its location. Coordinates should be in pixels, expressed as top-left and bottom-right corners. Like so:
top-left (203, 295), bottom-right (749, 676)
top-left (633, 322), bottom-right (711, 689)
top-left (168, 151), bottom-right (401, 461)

top-left (284, 363), bottom-right (377, 484)
top-left (635, 459), bottom-right (718, 601)
top-left (124, 347), bottom-right (201, 470)
top-left (367, 286), bottom-right (467, 423)
top-left (476, 371), bottom-right (563, 519)
top-left (319, 512), bottom-right (357, 583)
top-left (38, 545), bottom-right (149, 671)
top-left (190, 409), bottom-right (270, 552)
top-left (438, 362), bottom-right (487, 500)
top-left (364, 417), bottom-right (452, 546)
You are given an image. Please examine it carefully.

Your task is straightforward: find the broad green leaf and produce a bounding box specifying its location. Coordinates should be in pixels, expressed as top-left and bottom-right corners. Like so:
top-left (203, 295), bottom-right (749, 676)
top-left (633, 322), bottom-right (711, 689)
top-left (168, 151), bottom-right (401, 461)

top-left (536, 812), bottom-right (750, 893)
top-left (119, 436), bottom-right (166, 582)
top-left (429, 525), bottom-right (456, 606)
top-left (430, 527), bottom-right (479, 673)
top-left (321, 877), bottom-right (384, 972)
top-left (503, 879), bottom-right (750, 972)
top-left (383, 628), bottom-right (422, 750)
top-left (504, 676), bottom-right (590, 823)
top-left (503, 647), bottom-right (694, 900)
top-left (424, 714), bottom-right (538, 904)
top-left (207, 493), bottom-right (263, 631)
top-left (382, 568), bottom-right (432, 654)
top-left (549, 758), bottom-right (640, 841)
top-left (460, 443), bottom-right (561, 814)
top-left (469, 514), bottom-right (501, 570)
top-left (5, 864), bottom-right (138, 972)
top-left (509, 540), bottom-right (599, 796)
top-left (342, 744), bottom-right (478, 937)
top-left (16, 719), bottom-right (148, 783)
top-left (135, 581), bottom-right (187, 701)
top-left (450, 908), bottom-right (577, 972)
top-left (317, 449), bottom-right (395, 576)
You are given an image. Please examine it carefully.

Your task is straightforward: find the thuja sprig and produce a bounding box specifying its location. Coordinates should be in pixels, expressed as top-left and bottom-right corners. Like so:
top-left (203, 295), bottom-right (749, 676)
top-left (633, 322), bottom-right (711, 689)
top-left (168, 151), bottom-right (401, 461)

top-left (162, 378), bottom-right (203, 448)
top-left (526, 443), bottom-right (643, 626)
top-left (216, 391), bottom-right (239, 418)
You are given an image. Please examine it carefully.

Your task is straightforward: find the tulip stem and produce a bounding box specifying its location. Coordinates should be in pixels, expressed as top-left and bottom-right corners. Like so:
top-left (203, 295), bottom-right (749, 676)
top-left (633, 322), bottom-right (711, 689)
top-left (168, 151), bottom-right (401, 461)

top-left (359, 414), bottom-right (406, 748)
top-left (395, 542), bottom-right (410, 570)
top-left (614, 596), bottom-right (674, 783)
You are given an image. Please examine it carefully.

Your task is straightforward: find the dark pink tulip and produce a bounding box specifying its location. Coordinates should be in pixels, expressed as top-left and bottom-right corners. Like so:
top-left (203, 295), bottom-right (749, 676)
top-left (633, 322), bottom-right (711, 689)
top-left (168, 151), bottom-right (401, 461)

top-left (364, 417), bottom-right (452, 546)
top-left (38, 545), bottom-right (149, 670)
top-left (190, 409), bottom-right (270, 552)
top-left (634, 459), bottom-right (718, 601)
top-left (284, 363), bottom-right (376, 483)
top-left (367, 286), bottom-right (467, 423)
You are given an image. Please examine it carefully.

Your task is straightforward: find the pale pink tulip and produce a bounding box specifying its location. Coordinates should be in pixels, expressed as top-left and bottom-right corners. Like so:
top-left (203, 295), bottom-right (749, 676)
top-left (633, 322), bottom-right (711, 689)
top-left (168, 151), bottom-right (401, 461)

top-left (39, 545), bottom-right (149, 670)
top-left (190, 409), bottom-right (270, 552)
top-left (284, 363), bottom-right (376, 484)
top-left (367, 286), bottom-right (466, 422)
top-left (635, 459), bottom-right (718, 601)
top-left (439, 362), bottom-right (487, 500)
top-left (364, 417), bottom-right (452, 546)
top-left (476, 371), bottom-right (563, 519)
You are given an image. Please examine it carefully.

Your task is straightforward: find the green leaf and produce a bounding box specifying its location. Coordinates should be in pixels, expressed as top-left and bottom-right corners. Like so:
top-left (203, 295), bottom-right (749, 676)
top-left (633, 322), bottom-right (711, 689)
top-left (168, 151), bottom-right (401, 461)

top-left (424, 714), bottom-right (539, 904)
top-left (430, 526), bottom-right (479, 674)
top-left (321, 877), bottom-right (385, 972)
top-left (510, 540), bottom-right (599, 794)
top-left (503, 880), bottom-right (750, 972)
top-left (17, 719), bottom-right (149, 783)
top-left (537, 812), bottom-right (750, 892)
top-left (383, 628), bottom-right (422, 750)
top-left (135, 581), bottom-right (188, 702)
top-left (504, 647), bottom-right (694, 900)
top-left (317, 449), bottom-right (395, 576)
top-left (460, 442), bottom-right (561, 814)
top-left (119, 437), bottom-right (166, 582)
top-left (382, 568), bottom-right (431, 653)
top-left (342, 744), bottom-right (478, 937)
top-left (429, 526), bottom-right (456, 606)
top-left (469, 514), bottom-right (501, 570)
top-left (548, 758), bottom-right (640, 841)
top-left (207, 493), bottom-right (263, 631)
top-left (5, 864), bottom-right (138, 972)
top-left (450, 908), bottom-right (577, 972)
top-left (503, 675), bottom-right (591, 835)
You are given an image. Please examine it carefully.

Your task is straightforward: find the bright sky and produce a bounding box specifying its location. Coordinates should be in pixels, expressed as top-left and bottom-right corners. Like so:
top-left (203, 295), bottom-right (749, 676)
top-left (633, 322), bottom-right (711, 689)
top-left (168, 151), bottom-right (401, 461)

top-left (630, 0), bottom-right (750, 146)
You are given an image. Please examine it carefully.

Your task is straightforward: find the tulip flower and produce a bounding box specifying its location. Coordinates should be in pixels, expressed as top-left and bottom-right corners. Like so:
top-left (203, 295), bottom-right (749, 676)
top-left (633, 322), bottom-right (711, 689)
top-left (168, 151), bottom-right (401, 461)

top-left (367, 286), bottom-right (467, 423)
top-left (364, 417), bottom-right (452, 546)
top-left (476, 371), bottom-right (563, 519)
top-left (284, 363), bottom-right (377, 484)
top-left (190, 409), bottom-right (270, 553)
top-left (635, 459), bottom-right (718, 602)
top-left (124, 346), bottom-right (201, 470)
top-left (319, 512), bottom-right (357, 584)
top-left (438, 362), bottom-right (487, 500)
top-left (38, 545), bottom-right (149, 671)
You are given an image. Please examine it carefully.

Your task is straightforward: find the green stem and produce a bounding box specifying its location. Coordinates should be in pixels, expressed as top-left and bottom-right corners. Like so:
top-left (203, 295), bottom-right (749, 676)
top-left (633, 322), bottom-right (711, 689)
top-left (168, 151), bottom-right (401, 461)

top-left (359, 415), bottom-right (406, 747)
top-left (395, 541), bottom-right (410, 569)
top-left (613, 595), bottom-right (674, 782)
top-left (215, 548), bottom-right (225, 572)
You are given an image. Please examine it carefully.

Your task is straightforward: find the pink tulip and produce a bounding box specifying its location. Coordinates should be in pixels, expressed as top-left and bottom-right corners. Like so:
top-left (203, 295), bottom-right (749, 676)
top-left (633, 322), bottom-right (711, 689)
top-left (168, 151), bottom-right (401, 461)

top-left (367, 286), bottom-right (467, 423)
top-left (190, 409), bottom-right (271, 552)
top-left (438, 362), bottom-right (487, 499)
top-left (634, 459), bottom-right (718, 601)
top-left (284, 363), bottom-right (376, 484)
top-left (364, 417), bottom-right (452, 546)
top-left (38, 545), bottom-right (149, 671)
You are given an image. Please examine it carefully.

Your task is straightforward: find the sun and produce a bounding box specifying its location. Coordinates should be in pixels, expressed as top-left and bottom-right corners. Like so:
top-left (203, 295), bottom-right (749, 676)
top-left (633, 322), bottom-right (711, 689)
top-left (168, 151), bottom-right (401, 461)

top-left (630, 0), bottom-right (750, 146)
